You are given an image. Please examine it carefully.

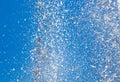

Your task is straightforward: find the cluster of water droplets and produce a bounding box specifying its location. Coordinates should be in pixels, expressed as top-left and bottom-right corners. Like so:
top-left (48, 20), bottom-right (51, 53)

top-left (30, 0), bottom-right (120, 82)
top-left (30, 0), bottom-right (67, 82)
top-left (94, 0), bottom-right (120, 82)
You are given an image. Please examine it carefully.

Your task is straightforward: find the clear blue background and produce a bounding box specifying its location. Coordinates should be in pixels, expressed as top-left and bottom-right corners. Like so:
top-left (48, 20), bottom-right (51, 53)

top-left (0, 0), bottom-right (32, 81)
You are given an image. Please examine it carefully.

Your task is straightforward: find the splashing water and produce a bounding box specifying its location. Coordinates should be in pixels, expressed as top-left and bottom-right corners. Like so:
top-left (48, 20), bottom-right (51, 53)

top-left (30, 0), bottom-right (120, 82)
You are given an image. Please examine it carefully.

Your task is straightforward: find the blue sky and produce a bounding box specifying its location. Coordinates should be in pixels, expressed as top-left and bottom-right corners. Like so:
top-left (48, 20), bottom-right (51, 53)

top-left (0, 0), bottom-right (33, 82)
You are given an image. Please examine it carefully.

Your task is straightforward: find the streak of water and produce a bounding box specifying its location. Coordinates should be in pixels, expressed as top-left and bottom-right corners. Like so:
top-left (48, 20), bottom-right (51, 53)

top-left (30, 0), bottom-right (120, 82)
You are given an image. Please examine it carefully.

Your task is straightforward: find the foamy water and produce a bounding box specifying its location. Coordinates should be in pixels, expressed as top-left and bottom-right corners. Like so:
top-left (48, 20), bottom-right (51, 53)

top-left (29, 0), bottom-right (120, 82)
